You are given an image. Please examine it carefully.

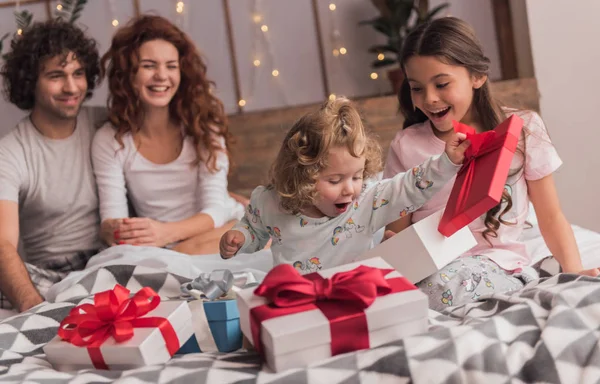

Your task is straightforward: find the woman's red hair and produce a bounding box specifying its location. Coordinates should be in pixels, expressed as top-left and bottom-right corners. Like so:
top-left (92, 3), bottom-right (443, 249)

top-left (100, 15), bottom-right (230, 171)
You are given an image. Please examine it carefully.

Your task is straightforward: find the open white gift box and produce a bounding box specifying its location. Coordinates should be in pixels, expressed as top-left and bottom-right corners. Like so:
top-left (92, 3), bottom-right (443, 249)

top-left (236, 257), bottom-right (429, 372)
top-left (357, 209), bottom-right (477, 283)
top-left (44, 299), bottom-right (193, 372)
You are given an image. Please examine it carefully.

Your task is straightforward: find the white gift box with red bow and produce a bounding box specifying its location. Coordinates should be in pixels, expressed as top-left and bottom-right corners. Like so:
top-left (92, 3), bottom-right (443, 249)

top-left (236, 257), bottom-right (428, 372)
top-left (44, 287), bottom-right (193, 372)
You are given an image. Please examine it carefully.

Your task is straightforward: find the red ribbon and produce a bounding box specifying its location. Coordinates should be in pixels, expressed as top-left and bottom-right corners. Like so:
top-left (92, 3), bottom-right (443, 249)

top-left (58, 284), bottom-right (180, 370)
top-left (452, 120), bottom-right (517, 214)
top-left (249, 264), bottom-right (416, 358)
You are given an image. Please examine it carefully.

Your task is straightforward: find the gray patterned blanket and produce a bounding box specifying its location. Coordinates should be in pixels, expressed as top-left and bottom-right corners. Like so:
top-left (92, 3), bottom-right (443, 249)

top-left (0, 259), bottom-right (598, 383)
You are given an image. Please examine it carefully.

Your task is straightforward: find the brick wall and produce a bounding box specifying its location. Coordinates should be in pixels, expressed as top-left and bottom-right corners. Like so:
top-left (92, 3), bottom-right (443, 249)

top-left (227, 77), bottom-right (539, 196)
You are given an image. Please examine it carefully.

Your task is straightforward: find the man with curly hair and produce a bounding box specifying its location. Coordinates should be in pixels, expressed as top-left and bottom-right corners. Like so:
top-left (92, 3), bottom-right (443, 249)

top-left (0, 20), bottom-right (106, 312)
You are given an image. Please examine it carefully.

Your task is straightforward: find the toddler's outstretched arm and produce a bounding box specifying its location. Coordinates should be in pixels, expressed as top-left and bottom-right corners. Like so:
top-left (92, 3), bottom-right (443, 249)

top-left (367, 132), bottom-right (468, 232)
top-left (220, 230), bottom-right (245, 258)
top-left (220, 186), bottom-right (272, 258)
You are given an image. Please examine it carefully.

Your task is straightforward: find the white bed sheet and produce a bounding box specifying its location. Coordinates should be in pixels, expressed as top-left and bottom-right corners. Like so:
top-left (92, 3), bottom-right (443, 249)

top-left (44, 245), bottom-right (273, 302)
top-left (1, 221), bottom-right (599, 321)
top-left (523, 224), bottom-right (600, 269)
top-left (522, 202), bottom-right (600, 268)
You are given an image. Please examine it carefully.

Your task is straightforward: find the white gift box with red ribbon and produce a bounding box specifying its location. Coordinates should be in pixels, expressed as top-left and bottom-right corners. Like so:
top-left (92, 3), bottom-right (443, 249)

top-left (236, 257), bottom-right (428, 372)
top-left (44, 286), bottom-right (193, 372)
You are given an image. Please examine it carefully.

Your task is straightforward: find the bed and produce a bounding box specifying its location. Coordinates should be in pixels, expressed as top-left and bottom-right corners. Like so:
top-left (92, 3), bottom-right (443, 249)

top-left (1, 219), bottom-right (600, 383)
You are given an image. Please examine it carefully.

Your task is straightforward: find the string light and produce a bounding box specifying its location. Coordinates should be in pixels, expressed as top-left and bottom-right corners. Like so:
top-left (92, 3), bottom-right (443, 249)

top-left (326, 2), bottom-right (347, 99)
top-left (172, 0), bottom-right (188, 30)
top-left (108, 0), bottom-right (119, 29)
top-left (13, 1), bottom-right (21, 36)
top-left (325, 2), bottom-right (384, 98)
top-left (240, 0), bottom-right (288, 110)
top-left (377, 53), bottom-right (385, 61)
top-left (54, 1), bottom-right (68, 19)
top-left (327, 3), bottom-right (343, 60)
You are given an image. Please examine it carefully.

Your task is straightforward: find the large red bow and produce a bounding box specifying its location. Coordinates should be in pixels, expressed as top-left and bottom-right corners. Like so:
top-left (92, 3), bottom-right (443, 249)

top-left (250, 264), bottom-right (415, 358)
top-left (58, 284), bottom-right (180, 370)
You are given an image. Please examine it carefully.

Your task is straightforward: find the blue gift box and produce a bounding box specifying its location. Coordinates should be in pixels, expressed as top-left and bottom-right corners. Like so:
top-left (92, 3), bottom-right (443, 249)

top-left (176, 299), bottom-right (242, 354)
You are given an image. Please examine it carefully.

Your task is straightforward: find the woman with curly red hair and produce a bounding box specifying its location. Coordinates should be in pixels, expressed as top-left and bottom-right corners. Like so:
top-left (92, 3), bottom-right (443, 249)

top-left (92, 15), bottom-right (245, 254)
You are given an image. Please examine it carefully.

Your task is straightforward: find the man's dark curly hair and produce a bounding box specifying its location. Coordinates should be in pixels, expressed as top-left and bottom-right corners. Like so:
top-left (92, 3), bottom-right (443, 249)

top-left (1, 19), bottom-right (100, 110)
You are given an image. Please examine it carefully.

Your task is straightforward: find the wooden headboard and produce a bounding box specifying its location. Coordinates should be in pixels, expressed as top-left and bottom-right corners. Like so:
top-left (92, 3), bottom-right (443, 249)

top-left (227, 77), bottom-right (540, 197)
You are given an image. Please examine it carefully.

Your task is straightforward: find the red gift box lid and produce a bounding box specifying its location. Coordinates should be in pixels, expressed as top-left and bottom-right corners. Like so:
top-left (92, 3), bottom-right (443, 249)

top-left (438, 115), bottom-right (524, 237)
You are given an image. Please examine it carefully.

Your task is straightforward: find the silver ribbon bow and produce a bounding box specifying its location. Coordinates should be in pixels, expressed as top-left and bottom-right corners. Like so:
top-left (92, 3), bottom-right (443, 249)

top-left (180, 269), bottom-right (259, 301)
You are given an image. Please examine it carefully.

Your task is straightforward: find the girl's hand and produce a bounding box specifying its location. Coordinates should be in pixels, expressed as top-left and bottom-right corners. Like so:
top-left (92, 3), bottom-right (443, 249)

top-left (576, 267), bottom-right (600, 277)
top-left (382, 230), bottom-right (396, 242)
top-left (220, 230), bottom-right (245, 259)
top-left (445, 132), bottom-right (471, 165)
top-left (114, 217), bottom-right (171, 247)
top-left (561, 262), bottom-right (600, 277)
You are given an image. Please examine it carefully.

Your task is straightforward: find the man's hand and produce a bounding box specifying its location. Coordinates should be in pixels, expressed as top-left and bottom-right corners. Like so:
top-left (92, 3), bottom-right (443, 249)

top-left (18, 293), bottom-right (44, 312)
top-left (220, 230), bottom-right (245, 258)
top-left (0, 240), bottom-right (43, 312)
top-left (0, 201), bottom-right (44, 313)
top-left (100, 218), bottom-right (122, 245)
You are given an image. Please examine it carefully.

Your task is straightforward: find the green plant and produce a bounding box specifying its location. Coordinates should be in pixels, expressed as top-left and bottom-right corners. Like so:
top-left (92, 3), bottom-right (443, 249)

top-left (359, 0), bottom-right (449, 69)
top-left (14, 9), bottom-right (34, 29)
top-left (0, 10), bottom-right (33, 60)
top-left (55, 0), bottom-right (88, 23)
top-left (0, 33), bottom-right (9, 58)
top-left (0, 0), bottom-right (87, 59)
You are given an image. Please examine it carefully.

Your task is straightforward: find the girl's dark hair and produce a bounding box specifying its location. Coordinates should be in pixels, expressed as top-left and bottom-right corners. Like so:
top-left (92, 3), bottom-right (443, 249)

top-left (398, 16), bottom-right (525, 241)
top-left (1, 19), bottom-right (100, 110)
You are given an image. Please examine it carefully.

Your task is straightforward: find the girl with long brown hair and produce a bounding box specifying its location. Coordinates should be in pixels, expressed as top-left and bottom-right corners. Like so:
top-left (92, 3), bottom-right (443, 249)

top-left (383, 16), bottom-right (596, 311)
top-left (92, 15), bottom-right (245, 254)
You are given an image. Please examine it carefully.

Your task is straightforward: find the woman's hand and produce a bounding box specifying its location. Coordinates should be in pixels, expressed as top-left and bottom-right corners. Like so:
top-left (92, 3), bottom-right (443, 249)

top-left (113, 217), bottom-right (172, 247)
